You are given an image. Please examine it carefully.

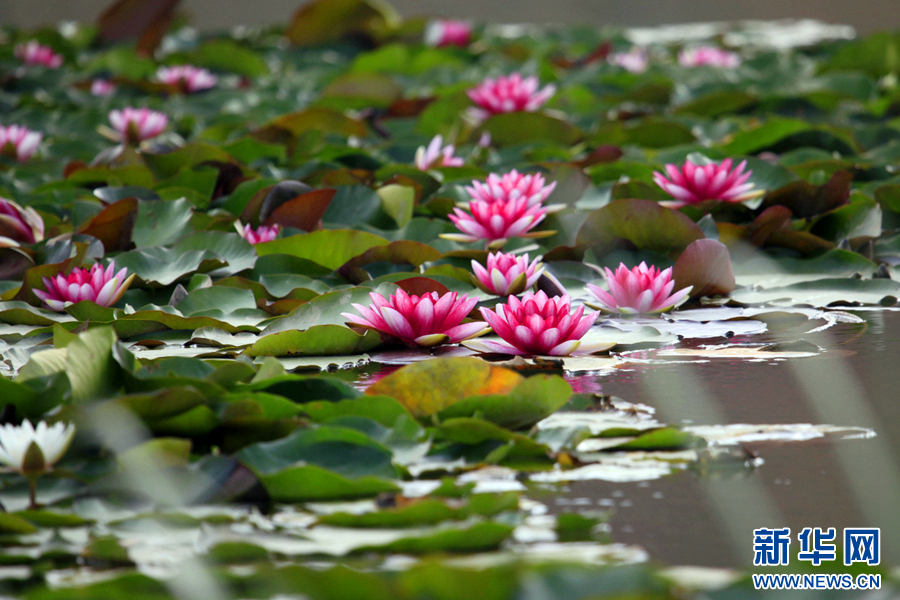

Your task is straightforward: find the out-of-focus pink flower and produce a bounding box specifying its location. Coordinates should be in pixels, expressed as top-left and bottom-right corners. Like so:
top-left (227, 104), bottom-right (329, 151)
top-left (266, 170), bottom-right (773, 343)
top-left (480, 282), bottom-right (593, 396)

top-left (414, 135), bottom-right (464, 171)
top-left (155, 65), bottom-right (218, 93)
top-left (424, 19), bottom-right (472, 48)
top-left (108, 107), bottom-right (168, 144)
top-left (0, 125), bottom-right (42, 162)
top-left (587, 262), bottom-right (691, 315)
top-left (34, 262), bottom-right (135, 312)
top-left (609, 47), bottom-right (649, 73)
top-left (443, 197), bottom-right (548, 248)
top-left (466, 73), bottom-right (556, 121)
top-left (14, 42), bottom-right (63, 68)
top-left (678, 46), bottom-right (741, 68)
top-left (653, 158), bottom-right (761, 207)
top-left (91, 79), bottom-right (115, 96)
top-left (465, 170), bottom-right (557, 209)
top-left (342, 289), bottom-right (489, 348)
top-left (471, 251), bottom-right (544, 296)
top-left (474, 291), bottom-right (598, 356)
top-left (0, 197), bottom-right (44, 247)
top-left (236, 221), bottom-right (280, 245)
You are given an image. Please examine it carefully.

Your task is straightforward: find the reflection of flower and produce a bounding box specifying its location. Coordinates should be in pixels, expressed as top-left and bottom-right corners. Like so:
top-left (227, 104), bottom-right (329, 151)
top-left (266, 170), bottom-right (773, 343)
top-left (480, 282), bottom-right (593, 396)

top-left (653, 158), bottom-right (760, 207)
top-left (587, 262), bottom-right (691, 314)
top-left (14, 41), bottom-right (63, 68)
top-left (343, 289), bottom-right (489, 348)
top-left (0, 420), bottom-right (75, 508)
top-left (467, 73), bottom-right (556, 121)
top-left (472, 252), bottom-right (544, 296)
top-left (444, 196), bottom-right (548, 247)
top-left (465, 170), bottom-right (557, 209)
top-left (476, 291), bottom-right (598, 356)
top-left (424, 19), bottom-right (472, 47)
top-left (608, 47), bottom-right (649, 73)
top-left (0, 197), bottom-right (44, 246)
top-left (236, 221), bottom-right (280, 244)
top-left (414, 135), bottom-right (464, 171)
top-left (0, 125), bottom-right (42, 163)
top-left (91, 79), bottom-right (115, 97)
top-left (678, 46), bottom-right (741, 68)
top-left (109, 107), bottom-right (168, 144)
top-left (34, 262), bottom-right (135, 312)
top-left (155, 65), bottom-right (218, 93)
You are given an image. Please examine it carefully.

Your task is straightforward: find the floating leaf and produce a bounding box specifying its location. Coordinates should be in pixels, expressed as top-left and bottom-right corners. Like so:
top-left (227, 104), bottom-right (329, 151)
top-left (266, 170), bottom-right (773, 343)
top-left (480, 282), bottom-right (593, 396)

top-left (576, 199), bottom-right (704, 260)
top-left (285, 0), bottom-right (400, 46)
top-left (245, 325), bottom-right (381, 357)
top-left (478, 112), bottom-right (581, 146)
top-left (256, 229), bottom-right (389, 270)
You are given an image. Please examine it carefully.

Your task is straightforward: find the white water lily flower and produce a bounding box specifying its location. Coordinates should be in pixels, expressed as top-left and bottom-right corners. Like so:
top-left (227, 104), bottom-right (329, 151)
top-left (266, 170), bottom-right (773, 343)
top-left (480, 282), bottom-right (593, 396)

top-left (0, 420), bottom-right (75, 476)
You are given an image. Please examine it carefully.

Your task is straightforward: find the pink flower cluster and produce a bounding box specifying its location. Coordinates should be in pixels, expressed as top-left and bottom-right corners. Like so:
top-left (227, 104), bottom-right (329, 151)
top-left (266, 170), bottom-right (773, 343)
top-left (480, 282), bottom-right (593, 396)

top-left (34, 262), bottom-right (134, 312)
top-left (414, 135), bottom-right (464, 171)
top-left (587, 263), bottom-right (691, 315)
top-left (236, 221), bottom-right (280, 244)
top-left (471, 251), bottom-right (544, 296)
top-left (424, 20), bottom-right (472, 48)
top-left (653, 158), bottom-right (760, 207)
top-left (109, 107), bottom-right (168, 144)
top-left (678, 46), bottom-right (741, 68)
top-left (475, 291), bottom-right (598, 356)
top-left (343, 289), bottom-right (488, 348)
top-left (0, 197), bottom-right (44, 247)
top-left (442, 170), bottom-right (558, 248)
top-left (0, 125), bottom-right (42, 162)
top-left (91, 79), bottom-right (115, 97)
top-left (155, 65), bottom-right (218, 93)
top-left (467, 73), bottom-right (556, 122)
top-left (15, 42), bottom-right (63, 68)
top-left (608, 47), bottom-right (649, 73)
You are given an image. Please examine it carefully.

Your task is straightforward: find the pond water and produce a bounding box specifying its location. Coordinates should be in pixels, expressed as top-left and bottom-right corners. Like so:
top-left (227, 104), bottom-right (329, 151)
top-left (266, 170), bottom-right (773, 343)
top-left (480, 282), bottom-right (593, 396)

top-left (538, 309), bottom-right (900, 567)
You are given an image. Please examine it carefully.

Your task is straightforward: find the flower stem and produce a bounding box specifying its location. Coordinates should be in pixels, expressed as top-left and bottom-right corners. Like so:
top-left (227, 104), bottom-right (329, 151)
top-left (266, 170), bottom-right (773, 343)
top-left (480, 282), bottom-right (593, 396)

top-left (27, 478), bottom-right (36, 510)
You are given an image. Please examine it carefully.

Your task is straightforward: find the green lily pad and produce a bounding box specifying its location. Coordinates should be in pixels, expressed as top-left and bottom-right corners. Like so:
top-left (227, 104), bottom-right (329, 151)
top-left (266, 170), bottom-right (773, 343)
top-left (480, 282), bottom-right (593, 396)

top-left (478, 112), bottom-right (581, 146)
top-left (256, 229), bottom-right (389, 270)
top-left (245, 325), bottom-right (381, 357)
top-left (576, 199), bottom-right (704, 260)
top-left (354, 522), bottom-right (514, 554)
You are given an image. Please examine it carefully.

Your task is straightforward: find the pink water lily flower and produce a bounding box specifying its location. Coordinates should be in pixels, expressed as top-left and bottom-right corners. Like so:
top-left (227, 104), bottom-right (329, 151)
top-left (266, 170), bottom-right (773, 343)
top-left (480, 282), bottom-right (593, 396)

top-left (415, 135), bottom-right (464, 171)
top-left (343, 289), bottom-right (489, 348)
top-left (678, 46), bottom-right (741, 68)
top-left (467, 73), bottom-right (556, 121)
top-left (609, 47), bottom-right (649, 73)
top-left (472, 252), bottom-right (544, 296)
top-left (236, 221), bottom-right (280, 244)
top-left (587, 262), bottom-right (691, 314)
top-left (0, 125), bottom-right (42, 162)
top-left (155, 65), bottom-right (218, 93)
top-left (109, 107), bottom-right (168, 144)
top-left (14, 41), bottom-right (63, 68)
top-left (0, 197), bottom-right (44, 247)
top-left (443, 196), bottom-right (548, 248)
top-left (34, 262), bottom-right (135, 312)
top-left (424, 19), bottom-right (472, 48)
top-left (90, 79), bottom-right (115, 97)
top-left (473, 291), bottom-right (598, 356)
top-left (653, 158), bottom-right (761, 207)
top-left (465, 170), bottom-right (558, 209)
